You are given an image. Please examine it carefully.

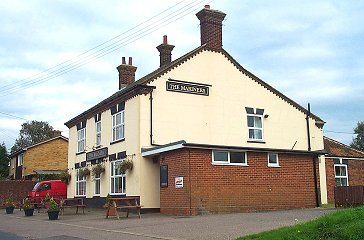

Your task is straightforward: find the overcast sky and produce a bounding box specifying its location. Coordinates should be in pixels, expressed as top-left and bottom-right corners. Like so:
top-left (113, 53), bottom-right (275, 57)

top-left (0, 0), bottom-right (363, 150)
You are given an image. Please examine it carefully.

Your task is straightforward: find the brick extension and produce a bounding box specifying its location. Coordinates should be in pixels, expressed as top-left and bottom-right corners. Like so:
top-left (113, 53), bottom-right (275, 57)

top-left (326, 158), bottom-right (364, 203)
top-left (160, 148), bottom-right (318, 215)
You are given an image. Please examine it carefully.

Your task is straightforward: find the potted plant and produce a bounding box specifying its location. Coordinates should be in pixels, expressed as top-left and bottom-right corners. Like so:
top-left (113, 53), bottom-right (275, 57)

top-left (104, 193), bottom-right (117, 216)
top-left (79, 168), bottom-right (90, 178)
top-left (119, 159), bottom-right (133, 174)
top-left (59, 170), bottom-right (71, 185)
top-left (47, 198), bottom-right (60, 220)
top-left (23, 198), bottom-right (34, 217)
top-left (4, 197), bottom-right (15, 214)
top-left (92, 164), bottom-right (105, 177)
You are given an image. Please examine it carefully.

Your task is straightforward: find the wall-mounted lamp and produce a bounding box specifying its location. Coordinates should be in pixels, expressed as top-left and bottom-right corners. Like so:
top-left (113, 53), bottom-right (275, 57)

top-left (264, 114), bottom-right (269, 118)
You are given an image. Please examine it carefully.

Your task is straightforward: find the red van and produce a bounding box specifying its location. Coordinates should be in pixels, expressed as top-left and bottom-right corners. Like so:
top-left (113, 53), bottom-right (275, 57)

top-left (27, 180), bottom-right (67, 203)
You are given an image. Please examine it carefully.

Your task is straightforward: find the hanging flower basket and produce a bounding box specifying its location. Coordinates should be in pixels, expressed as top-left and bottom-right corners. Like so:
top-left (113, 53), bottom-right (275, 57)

top-left (119, 159), bottom-right (133, 174)
top-left (59, 170), bottom-right (71, 184)
top-left (79, 168), bottom-right (90, 178)
top-left (92, 164), bottom-right (105, 176)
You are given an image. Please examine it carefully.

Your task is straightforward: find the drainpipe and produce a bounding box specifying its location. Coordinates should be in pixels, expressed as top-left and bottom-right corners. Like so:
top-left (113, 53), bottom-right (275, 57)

top-left (189, 150), bottom-right (192, 216)
top-left (306, 103), bottom-right (311, 151)
top-left (149, 90), bottom-right (154, 146)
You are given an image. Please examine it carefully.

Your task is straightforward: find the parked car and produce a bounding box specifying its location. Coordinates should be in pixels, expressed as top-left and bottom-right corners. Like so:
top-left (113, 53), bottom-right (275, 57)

top-left (27, 180), bottom-right (67, 203)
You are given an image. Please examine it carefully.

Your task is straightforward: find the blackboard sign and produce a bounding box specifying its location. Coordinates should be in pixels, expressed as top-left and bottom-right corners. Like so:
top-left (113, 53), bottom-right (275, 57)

top-left (160, 165), bottom-right (168, 188)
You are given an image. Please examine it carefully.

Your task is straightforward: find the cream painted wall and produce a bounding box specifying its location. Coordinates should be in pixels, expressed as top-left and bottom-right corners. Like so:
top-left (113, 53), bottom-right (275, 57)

top-left (142, 50), bottom-right (324, 151)
top-left (319, 155), bottom-right (328, 204)
top-left (67, 95), bottom-right (160, 208)
top-left (67, 48), bottom-right (324, 208)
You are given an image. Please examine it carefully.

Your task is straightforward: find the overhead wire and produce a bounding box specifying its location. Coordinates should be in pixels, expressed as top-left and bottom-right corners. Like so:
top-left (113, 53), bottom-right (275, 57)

top-left (0, 0), bottom-right (212, 98)
top-left (0, 0), bottom-right (188, 91)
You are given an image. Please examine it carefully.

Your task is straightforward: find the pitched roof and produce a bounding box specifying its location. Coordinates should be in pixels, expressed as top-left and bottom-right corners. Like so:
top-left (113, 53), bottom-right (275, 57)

top-left (65, 45), bottom-right (324, 127)
top-left (9, 136), bottom-right (68, 158)
top-left (324, 136), bottom-right (364, 158)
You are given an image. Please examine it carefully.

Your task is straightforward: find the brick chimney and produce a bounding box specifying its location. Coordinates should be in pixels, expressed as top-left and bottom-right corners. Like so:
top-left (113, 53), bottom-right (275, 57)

top-left (156, 35), bottom-right (175, 67)
top-left (116, 57), bottom-right (137, 90)
top-left (196, 5), bottom-right (226, 51)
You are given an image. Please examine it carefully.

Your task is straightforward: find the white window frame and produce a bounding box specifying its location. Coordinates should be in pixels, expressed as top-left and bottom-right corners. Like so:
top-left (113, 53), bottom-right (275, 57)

top-left (247, 114), bottom-right (264, 141)
top-left (75, 168), bottom-right (86, 196)
top-left (17, 153), bottom-right (23, 166)
top-left (268, 153), bottom-right (279, 167)
top-left (112, 111), bottom-right (125, 142)
top-left (77, 128), bottom-right (86, 153)
top-left (110, 160), bottom-right (126, 195)
top-left (212, 150), bottom-right (248, 166)
top-left (96, 121), bottom-right (101, 146)
top-left (94, 173), bottom-right (101, 196)
top-left (334, 159), bottom-right (348, 187)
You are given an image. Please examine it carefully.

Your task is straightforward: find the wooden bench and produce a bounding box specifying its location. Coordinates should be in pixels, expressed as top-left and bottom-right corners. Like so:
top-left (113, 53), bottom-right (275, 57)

top-left (60, 198), bottom-right (86, 215)
top-left (106, 197), bottom-right (142, 219)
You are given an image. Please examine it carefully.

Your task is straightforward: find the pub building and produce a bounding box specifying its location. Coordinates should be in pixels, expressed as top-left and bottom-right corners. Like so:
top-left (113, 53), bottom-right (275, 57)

top-left (65, 6), bottom-right (328, 215)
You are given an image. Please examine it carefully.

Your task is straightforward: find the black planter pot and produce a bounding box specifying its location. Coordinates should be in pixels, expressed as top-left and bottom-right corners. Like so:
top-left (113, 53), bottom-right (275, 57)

top-left (24, 208), bottom-right (34, 217)
top-left (47, 211), bottom-right (59, 220)
top-left (5, 207), bottom-right (15, 214)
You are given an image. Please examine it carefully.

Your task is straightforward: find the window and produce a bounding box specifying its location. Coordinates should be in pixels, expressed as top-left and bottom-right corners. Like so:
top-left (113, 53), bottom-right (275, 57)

top-left (17, 154), bottom-right (23, 166)
top-left (268, 153), bottom-right (279, 167)
top-left (76, 169), bottom-right (86, 196)
top-left (247, 114), bottom-right (263, 140)
top-left (334, 159), bottom-right (348, 186)
top-left (112, 111), bottom-right (125, 142)
top-left (94, 173), bottom-right (100, 196)
top-left (212, 150), bottom-right (247, 165)
top-left (77, 128), bottom-right (86, 153)
top-left (110, 160), bottom-right (126, 194)
top-left (96, 121), bottom-right (101, 146)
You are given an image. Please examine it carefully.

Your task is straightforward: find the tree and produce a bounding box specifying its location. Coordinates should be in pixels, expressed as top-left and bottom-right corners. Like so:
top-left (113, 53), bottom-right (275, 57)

top-left (351, 121), bottom-right (364, 152)
top-left (11, 121), bottom-right (54, 153)
top-left (0, 142), bottom-right (9, 179)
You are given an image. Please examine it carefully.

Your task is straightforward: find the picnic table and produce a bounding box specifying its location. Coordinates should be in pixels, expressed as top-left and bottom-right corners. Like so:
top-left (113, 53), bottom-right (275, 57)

top-left (106, 196), bottom-right (142, 219)
top-left (60, 198), bottom-right (86, 215)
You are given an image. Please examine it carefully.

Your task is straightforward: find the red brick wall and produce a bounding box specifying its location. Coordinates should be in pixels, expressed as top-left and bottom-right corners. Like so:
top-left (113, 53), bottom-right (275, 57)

top-left (325, 159), bottom-right (335, 203)
top-left (160, 148), bottom-right (318, 215)
top-left (325, 158), bottom-right (364, 204)
top-left (0, 180), bottom-right (37, 205)
top-left (348, 160), bottom-right (364, 186)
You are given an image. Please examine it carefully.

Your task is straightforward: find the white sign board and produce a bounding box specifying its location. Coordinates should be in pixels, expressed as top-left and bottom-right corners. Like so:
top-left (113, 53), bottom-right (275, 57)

top-left (175, 176), bottom-right (183, 188)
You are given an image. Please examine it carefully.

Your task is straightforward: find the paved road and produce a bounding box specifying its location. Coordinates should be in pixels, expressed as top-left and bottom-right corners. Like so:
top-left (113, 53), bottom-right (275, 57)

top-left (0, 208), bottom-right (335, 240)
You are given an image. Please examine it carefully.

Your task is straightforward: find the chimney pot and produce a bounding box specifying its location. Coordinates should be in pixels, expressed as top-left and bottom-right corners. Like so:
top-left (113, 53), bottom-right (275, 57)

top-left (205, 5), bottom-right (210, 9)
top-left (117, 57), bottom-right (137, 89)
top-left (156, 35), bottom-right (175, 68)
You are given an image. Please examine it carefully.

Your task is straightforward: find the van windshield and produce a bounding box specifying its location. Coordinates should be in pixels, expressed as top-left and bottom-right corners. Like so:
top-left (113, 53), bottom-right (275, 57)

top-left (32, 182), bottom-right (41, 192)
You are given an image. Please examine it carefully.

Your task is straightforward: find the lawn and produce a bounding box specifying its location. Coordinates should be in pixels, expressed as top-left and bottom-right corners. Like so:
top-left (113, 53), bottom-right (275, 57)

top-left (238, 206), bottom-right (364, 240)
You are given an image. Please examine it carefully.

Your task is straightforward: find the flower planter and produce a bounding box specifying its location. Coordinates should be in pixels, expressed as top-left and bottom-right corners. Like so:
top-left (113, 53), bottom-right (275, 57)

top-left (47, 211), bottom-right (60, 220)
top-left (24, 208), bottom-right (34, 217)
top-left (6, 206), bottom-right (15, 214)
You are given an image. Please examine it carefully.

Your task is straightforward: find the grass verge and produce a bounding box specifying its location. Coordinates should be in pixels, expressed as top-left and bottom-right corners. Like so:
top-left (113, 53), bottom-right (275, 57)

top-left (237, 206), bottom-right (364, 240)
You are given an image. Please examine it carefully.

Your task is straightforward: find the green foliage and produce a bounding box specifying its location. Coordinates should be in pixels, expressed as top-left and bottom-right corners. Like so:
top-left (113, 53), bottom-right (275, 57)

top-left (78, 168), bottom-right (90, 178)
top-left (47, 198), bottom-right (59, 212)
top-left (238, 206), bottom-right (364, 240)
top-left (59, 170), bottom-right (71, 184)
top-left (91, 164), bottom-right (105, 177)
top-left (0, 142), bottom-right (9, 179)
top-left (23, 198), bottom-right (34, 210)
top-left (119, 159), bottom-right (133, 174)
top-left (351, 121), bottom-right (364, 151)
top-left (11, 120), bottom-right (54, 153)
top-left (4, 196), bottom-right (15, 208)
